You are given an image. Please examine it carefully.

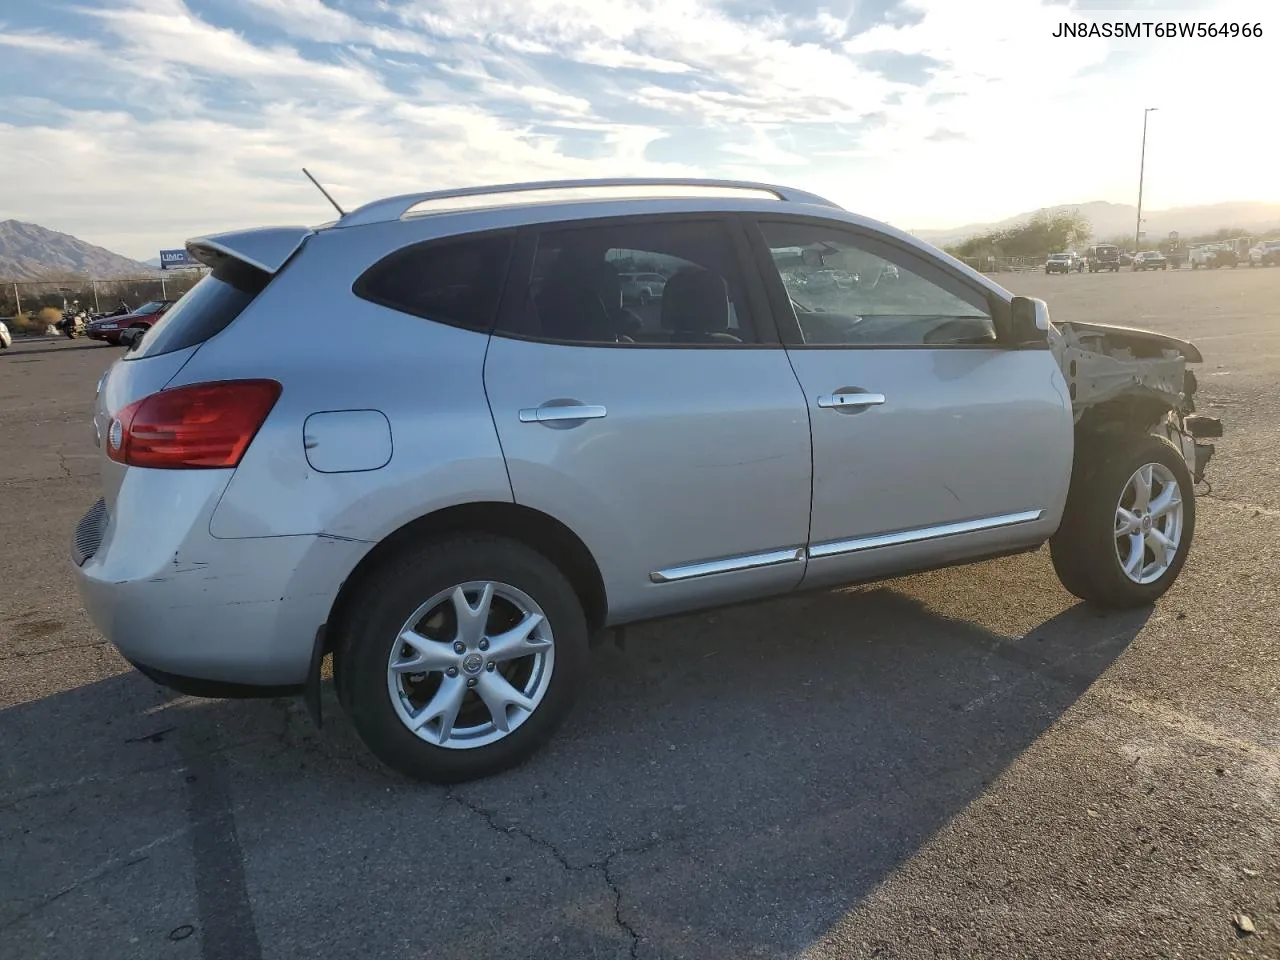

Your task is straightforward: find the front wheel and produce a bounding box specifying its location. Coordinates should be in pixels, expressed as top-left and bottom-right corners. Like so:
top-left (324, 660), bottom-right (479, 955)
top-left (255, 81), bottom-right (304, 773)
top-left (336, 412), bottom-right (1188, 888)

top-left (1050, 435), bottom-right (1195, 609)
top-left (336, 535), bottom-right (590, 783)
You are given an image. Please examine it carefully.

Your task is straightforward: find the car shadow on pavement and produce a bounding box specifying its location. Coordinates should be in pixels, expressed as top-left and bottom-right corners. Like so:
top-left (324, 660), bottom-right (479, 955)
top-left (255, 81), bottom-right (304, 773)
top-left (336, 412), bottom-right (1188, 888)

top-left (0, 586), bottom-right (1150, 959)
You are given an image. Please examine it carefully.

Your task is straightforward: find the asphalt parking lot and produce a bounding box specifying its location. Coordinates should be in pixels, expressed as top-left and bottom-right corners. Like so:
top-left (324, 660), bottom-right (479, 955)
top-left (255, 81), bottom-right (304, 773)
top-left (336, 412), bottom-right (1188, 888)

top-left (3, 266), bottom-right (1279, 960)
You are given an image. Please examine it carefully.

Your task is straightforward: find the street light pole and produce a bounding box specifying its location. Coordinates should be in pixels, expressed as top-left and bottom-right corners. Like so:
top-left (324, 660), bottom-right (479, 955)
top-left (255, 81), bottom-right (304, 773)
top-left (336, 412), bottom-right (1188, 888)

top-left (1135, 107), bottom-right (1158, 252)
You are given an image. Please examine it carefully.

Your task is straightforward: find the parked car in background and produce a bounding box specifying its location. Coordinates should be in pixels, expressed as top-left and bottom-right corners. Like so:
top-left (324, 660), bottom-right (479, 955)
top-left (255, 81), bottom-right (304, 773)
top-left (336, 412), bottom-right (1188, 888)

top-left (1084, 244), bottom-right (1121, 273)
top-left (0, 319), bottom-right (11, 349)
top-left (1189, 244), bottom-right (1237, 270)
top-left (1045, 252), bottom-right (1074, 274)
top-left (618, 272), bottom-right (667, 305)
top-left (804, 268), bottom-right (859, 291)
top-left (1133, 251), bottom-right (1168, 271)
top-left (85, 300), bottom-right (174, 345)
top-left (71, 176), bottom-right (1221, 784)
top-left (1119, 252), bottom-right (1135, 266)
top-left (1247, 239), bottom-right (1280, 267)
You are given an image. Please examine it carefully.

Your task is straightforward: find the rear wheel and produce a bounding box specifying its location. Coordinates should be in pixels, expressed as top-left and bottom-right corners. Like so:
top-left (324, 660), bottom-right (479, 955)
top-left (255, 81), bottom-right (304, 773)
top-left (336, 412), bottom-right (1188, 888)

top-left (337, 535), bottom-right (590, 783)
top-left (1051, 435), bottom-right (1195, 609)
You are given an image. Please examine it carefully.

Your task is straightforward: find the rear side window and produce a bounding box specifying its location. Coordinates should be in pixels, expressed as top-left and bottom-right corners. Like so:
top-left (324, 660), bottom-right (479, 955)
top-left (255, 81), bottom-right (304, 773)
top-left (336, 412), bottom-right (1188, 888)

top-left (126, 258), bottom-right (269, 360)
top-left (353, 231), bottom-right (515, 332)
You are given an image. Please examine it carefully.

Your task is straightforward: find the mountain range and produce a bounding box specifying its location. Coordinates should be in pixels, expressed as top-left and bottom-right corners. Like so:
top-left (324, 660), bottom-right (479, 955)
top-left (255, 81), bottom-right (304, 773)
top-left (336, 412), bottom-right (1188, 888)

top-left (913, 201), bottom-right (1280, 247)
top-left (4, 200), bottom-right (1280, 281)
top-left (0, 220), bottom-right (156, 282)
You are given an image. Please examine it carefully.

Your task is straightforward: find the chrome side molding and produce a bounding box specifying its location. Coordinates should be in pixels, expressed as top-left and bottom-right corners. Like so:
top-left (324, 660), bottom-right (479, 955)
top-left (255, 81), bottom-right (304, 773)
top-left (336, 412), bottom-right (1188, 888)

top-left (650, 547), bottom-right (806, 583)
top-left (649, 510), bottom-right (1044, 583)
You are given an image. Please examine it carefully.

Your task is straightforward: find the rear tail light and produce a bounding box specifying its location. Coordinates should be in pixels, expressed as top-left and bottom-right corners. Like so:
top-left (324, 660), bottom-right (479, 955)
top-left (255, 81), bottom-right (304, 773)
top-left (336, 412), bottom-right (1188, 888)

top-left (106, 380), bottom-right (281, 469)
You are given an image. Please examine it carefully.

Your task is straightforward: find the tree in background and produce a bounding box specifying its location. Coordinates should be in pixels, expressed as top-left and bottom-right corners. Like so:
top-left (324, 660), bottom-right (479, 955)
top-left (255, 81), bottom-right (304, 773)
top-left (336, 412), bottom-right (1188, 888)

top-left (947, 209), bottom-right (1093, 261)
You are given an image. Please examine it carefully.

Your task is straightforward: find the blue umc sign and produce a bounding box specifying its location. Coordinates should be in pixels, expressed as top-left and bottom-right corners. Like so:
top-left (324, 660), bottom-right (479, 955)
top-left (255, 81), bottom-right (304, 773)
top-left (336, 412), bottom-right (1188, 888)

top-left (159, 248), bottom-right (198, 269)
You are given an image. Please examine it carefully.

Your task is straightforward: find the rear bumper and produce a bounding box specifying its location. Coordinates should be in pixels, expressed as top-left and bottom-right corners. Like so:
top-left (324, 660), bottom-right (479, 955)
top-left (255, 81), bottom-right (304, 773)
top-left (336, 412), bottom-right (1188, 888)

top-left (70, 487), bottom-right (372, 687)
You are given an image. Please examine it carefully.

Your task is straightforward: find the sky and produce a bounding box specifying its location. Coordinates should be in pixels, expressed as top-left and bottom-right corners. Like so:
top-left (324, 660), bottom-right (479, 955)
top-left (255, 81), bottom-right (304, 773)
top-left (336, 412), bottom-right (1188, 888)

top-left (0, 0), bottom-right (1277, 260)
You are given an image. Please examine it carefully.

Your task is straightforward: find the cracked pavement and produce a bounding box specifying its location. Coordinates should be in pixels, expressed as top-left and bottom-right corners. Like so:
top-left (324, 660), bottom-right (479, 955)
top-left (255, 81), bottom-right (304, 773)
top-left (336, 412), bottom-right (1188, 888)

top-left (2, 267), bottom-right (1280, 960)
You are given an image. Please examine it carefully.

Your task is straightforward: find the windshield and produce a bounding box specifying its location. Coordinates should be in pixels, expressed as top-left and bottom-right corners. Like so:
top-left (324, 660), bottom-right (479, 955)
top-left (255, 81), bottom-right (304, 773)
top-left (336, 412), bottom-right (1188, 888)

top-left (133, 301), bottom-right (165, 315)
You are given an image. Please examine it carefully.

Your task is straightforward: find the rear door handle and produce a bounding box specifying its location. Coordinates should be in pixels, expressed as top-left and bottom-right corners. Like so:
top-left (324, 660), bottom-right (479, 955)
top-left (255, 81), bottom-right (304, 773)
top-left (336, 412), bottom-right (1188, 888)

top-left (518, 403), bottom-right (608, 424)
top-left (816, 393), bottom-right (886, 410)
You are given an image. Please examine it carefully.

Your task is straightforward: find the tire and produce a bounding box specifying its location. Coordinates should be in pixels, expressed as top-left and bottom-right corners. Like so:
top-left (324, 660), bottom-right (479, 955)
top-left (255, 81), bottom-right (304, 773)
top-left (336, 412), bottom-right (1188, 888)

top-left (336, 534), bottom-right (590, 783)
top-left (1050, 434), bottom-right (1196, 610)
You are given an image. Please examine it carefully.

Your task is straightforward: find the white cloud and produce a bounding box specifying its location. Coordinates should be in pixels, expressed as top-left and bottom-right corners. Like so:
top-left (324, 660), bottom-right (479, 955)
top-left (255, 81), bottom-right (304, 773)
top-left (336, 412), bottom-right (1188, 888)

top-left (234, 0), bottom-right (434, 53)
top-left (85, 0), bottom-right (393, 100)
top-left (1, 0), bottom-right (1278, 259)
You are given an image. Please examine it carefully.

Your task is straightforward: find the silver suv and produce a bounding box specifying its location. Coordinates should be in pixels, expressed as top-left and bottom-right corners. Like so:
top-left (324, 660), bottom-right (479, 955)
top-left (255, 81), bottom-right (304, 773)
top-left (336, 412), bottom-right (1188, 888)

top-left (71, 178), bottom-right (1222, 783)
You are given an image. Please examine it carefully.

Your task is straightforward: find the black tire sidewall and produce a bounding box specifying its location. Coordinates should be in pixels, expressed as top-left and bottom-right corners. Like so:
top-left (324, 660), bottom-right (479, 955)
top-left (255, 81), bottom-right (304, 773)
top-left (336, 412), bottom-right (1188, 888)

top-left (340, 536), bottom-right (590, 783)
top-left (1055, 435), bottom-right (1196, 608)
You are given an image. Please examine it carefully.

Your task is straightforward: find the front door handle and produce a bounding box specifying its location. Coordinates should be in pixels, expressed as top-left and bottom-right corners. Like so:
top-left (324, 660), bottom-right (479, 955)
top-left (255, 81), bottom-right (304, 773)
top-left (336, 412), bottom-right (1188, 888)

top-left (518, 403), bottom-right (608, 424)
top-left (816, 392), bottom-right (886, 410)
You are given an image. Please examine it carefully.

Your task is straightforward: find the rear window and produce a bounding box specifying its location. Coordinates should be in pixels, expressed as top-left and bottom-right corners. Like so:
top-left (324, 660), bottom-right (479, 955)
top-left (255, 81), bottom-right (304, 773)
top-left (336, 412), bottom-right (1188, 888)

top-left (125, 259), bottom-right (269, 360)
top-left (353, 231), bottom-right (515, 332)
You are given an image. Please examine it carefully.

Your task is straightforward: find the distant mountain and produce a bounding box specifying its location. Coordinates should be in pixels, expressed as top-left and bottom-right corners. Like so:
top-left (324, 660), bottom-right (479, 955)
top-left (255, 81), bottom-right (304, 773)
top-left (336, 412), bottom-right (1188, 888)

top-left (0, 220), bottom-right (156, 281)
top-left (915, 201), bottom-right (1280, 247)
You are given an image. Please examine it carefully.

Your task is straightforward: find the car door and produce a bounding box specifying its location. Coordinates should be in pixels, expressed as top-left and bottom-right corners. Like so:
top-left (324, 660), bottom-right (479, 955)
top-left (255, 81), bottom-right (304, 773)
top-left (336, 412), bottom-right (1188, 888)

top-left (745, 215), bottom-right (1075, 591)
top-left (483, 214), bottom-right (813, 624)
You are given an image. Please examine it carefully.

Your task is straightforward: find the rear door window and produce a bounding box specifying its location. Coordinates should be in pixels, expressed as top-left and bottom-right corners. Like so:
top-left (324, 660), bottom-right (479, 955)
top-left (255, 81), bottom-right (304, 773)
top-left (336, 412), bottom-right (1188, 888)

top-left (353, 231), bottom-right (515, 332)
top-left (497, 218), bottom-right (761, 346)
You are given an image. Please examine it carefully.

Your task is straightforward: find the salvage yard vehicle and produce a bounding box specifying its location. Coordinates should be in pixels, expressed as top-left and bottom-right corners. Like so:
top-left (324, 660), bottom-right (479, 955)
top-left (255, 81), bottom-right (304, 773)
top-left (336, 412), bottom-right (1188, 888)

top-left (1085, 243), bottom-right (1121, 273)
top-left (0, 319), bottom-right (10, 349)
top-left (71, 178), bottom-right (1223, 784)
top-left (1248, 239), bottom-right (1280, 267)
top-left (1132, 250), bottom-right (1168, 271)
top-left (1189, 243), bottom-right (1237, 269)
top-left (1045, 252), bottom-right (1074, 274)
top-left (86, 299), bottom-right (174, 346)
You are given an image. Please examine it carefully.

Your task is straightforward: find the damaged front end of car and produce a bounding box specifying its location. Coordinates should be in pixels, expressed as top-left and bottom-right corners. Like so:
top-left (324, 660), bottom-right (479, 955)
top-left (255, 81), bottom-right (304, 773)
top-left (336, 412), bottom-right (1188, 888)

top-left (1048, 319), bottom-right (1223, 483)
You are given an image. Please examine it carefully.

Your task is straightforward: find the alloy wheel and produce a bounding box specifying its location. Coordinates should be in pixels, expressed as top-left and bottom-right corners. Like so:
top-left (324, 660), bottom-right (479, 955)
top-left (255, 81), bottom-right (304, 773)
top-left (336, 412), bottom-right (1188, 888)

top-left (386, 581), bottom-right (555, 749)
top-left (1114, 462), bottom-right (1185, 584)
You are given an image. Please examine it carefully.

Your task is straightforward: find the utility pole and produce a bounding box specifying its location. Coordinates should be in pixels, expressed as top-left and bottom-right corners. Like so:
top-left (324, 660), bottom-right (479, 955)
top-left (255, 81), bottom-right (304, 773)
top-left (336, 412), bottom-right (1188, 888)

top-left (1135, 107), bottom-right (1158, 252)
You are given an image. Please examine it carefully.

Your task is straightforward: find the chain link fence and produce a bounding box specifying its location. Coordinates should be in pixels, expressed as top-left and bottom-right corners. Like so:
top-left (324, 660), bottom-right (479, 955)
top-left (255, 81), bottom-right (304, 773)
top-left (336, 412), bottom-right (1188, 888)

top-left (1, 271), bottom-right (206, 323)
top-left (953, 255), bottom-right (1045, 274)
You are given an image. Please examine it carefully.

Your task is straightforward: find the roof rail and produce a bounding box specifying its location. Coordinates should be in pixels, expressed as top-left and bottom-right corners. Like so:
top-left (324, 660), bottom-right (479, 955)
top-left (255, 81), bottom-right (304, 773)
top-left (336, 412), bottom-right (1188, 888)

top-left (336, 178), bottom-right (842, 228)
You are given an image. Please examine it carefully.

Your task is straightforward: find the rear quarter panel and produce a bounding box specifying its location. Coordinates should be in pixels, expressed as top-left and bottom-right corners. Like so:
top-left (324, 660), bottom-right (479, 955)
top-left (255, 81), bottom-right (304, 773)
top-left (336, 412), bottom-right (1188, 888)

top-left (172, 225), bottom-right (514, 542)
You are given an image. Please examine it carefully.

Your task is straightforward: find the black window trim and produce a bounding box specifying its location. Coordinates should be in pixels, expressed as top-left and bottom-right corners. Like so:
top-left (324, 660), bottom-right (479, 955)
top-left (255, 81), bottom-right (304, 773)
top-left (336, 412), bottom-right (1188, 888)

top-left (351, 226), bottom-right (518, 334)
top-left (740, 213), bottom-right (1045, 351)
top-left (491, 211), bottom-right (785, 350)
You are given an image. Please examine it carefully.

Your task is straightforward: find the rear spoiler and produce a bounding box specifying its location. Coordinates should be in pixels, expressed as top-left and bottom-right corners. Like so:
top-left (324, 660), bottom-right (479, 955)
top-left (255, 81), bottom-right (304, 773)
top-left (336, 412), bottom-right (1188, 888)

top-left (185, 226), bottom-right (314, 276)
